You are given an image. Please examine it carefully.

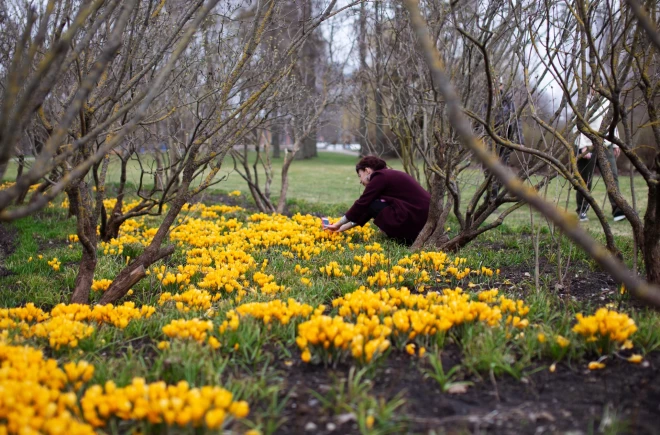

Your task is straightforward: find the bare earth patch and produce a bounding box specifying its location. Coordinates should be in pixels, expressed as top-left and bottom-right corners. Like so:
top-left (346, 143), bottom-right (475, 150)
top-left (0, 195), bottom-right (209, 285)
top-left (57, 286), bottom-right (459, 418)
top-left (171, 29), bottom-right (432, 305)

top-left (275, 348), bottom-right (660, 434)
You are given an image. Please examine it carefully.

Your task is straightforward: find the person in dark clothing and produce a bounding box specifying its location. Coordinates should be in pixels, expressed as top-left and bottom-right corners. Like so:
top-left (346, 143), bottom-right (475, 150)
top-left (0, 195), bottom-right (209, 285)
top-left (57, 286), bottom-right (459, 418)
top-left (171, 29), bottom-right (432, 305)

top-left (483, 80), bottom-right (524, 200)
top-left (324, 156), bottom-right (430, 245)
top-left (574, 94), bottom-right (624, 222)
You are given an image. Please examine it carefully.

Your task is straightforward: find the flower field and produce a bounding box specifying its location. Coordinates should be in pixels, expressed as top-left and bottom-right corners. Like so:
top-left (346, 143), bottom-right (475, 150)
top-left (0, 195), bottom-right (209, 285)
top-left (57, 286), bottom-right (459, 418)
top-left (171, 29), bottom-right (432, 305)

top-left (0, 195), bottom-right (659, 434)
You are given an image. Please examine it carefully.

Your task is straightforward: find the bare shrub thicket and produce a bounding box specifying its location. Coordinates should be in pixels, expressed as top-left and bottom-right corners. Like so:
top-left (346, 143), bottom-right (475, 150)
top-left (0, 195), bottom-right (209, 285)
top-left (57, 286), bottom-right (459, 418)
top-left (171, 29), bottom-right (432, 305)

top-left (520, 0), bottom-right (660, 285)
top-left (348, 0), bottom-right (660, 291)
top-left (0, 0), bottom-right (353, 304)
top-left (346, 1), bottom-right (554, 250)
top-left (400, 0), bottom-right (660, 304)
top-left (1, 0), bottom-right (225, 303)
top-left (3, 0), bottom-right (660, 303)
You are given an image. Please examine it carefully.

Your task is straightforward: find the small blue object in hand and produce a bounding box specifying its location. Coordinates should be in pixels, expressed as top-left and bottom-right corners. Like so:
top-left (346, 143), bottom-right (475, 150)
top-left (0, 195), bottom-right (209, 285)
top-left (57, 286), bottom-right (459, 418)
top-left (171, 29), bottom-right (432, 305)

top-left (321, 217), bottom-right (330, 228)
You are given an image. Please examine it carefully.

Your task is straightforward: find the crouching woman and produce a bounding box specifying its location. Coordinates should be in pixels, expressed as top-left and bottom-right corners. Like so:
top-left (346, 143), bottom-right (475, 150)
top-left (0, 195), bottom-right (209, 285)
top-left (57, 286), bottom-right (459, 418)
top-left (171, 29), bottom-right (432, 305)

top-left (325, 156), bottom-right (430, 246)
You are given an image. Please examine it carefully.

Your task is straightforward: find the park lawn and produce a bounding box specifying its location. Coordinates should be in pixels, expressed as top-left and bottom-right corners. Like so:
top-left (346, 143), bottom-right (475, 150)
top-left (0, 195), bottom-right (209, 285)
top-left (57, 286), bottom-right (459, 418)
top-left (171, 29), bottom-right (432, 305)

top-left (2, 151), bottom-right (648, 240)
top-left (0, 193), bottom-right (658, 434)
top-left (0, 152), bottom-right (368, 207)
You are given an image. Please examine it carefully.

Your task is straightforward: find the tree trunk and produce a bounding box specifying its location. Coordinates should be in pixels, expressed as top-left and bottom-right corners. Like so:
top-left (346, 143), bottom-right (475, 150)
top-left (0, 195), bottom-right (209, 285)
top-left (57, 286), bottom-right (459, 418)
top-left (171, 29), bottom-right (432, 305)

top-left (277, 139), bottom-right (301, 213)
top-left (98, 182), bottom-right (190, 304)
top-left (154, 151), bottom-right (164, 191)
top-left (70, 181), bottom-right (98, 304)
top-left (249, 183), bottom-right (275, 213)
top-left (297, 0), bottom-right (318, 160)
top-left (98, 241), bottom-right (176, 305)
top-left (412, 172), bottom-right (450, 249)
top-left (14, 155), bottom-right (27, 205)
top-left (643, 180), bottom-right (660, 284)
top-left (272, 120), bottom-right (281, 159)
top-left (104, 215), bottom-right (124, 241)
top-left (66, 182), bottom-right (80, 218)
top-left (71, 249), bottom-right (97, 304)
top-left (301, 133), bottom-right (317, 159)
top-left (168, 137), bottom-right (181, 191)
top-left (643, 234), bottom-right (660, 285)
top-left (373, 0), bottom-right (385, 155)
top-left (358, 0), bottom-right (369, 158)
top-left (437, 232), bottom-right (481, 252)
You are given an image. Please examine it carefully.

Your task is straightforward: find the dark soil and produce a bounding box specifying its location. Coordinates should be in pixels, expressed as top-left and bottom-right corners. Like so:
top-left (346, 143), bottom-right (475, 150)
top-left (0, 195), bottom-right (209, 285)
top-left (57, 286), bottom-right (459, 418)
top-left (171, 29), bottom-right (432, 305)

top-left (496, 260), bottom-right (622, 306)
top-left (274, 349), bottom-right (660, 435)
top-left (36, 236), bottom-right (70, 252)
top-left (0, 223), bottom-right (17, 257)
top-left (0, 267), bottom-right (13, 279)
top-left (472, 238), bottom-right (646, 309)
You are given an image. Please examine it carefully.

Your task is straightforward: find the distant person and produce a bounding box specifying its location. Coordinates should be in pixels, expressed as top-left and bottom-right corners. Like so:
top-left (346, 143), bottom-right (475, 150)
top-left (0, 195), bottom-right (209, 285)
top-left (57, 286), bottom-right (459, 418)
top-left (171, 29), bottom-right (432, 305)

top-left (574, 94), bottom-right (624, 223)
top-left (483, 79), bottom-right (525, 200)
top-left (324, 156), bottom-right (430, 245)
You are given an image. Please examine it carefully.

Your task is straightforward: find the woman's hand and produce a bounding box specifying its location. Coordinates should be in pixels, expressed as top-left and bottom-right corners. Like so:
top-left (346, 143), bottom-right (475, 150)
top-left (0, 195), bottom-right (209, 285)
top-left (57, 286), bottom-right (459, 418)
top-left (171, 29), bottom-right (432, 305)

top-left (325, 217), bottom-right (356, 233)
top-left (324, 221), bottom-right (343, 232)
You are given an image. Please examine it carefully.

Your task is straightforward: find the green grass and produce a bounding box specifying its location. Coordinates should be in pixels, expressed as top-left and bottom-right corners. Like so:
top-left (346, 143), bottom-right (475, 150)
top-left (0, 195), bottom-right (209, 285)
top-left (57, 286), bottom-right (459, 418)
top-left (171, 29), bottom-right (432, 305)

top-left (0, 207), bottom-right (77, 307)
top-left (1, 152), bottom-right (368, 206)
top-left (13, 154), bottom-right (653, 247)
top-left (3, 152), bottom-right (648, 240)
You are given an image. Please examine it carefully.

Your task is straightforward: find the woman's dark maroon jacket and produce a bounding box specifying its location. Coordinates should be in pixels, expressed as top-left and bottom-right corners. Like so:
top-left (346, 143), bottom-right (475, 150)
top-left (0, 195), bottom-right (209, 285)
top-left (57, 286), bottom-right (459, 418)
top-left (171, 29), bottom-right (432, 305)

top-left (345, 169), bottom-right (430, 243)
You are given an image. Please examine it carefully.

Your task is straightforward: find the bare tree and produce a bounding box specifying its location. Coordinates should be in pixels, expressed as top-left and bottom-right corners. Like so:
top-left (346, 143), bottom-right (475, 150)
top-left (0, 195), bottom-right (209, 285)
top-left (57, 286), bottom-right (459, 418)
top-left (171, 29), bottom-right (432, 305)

top-left (347, 1), bottom-right (549, 251)
top-left (510, 0), bottom-right (660, 283)
top-left (402, 0), bottom-right (660, 306)
top-left (0, 0), bottom-right (225, 303)
top-left (98, 0), bottom-right (359, 304)
top-left (0, 0), bottom-right (357, 304)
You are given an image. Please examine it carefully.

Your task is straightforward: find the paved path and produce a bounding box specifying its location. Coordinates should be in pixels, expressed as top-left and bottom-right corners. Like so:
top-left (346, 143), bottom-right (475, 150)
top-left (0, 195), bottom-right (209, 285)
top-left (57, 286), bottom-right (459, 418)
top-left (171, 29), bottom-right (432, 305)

top-left (317, 144), bottom-right (360, 155)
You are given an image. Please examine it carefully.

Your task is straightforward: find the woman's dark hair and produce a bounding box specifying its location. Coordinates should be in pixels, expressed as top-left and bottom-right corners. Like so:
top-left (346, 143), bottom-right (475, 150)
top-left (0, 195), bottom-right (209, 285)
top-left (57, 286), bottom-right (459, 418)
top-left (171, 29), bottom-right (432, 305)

top-left (356, 156), bottom-right (387, 173)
